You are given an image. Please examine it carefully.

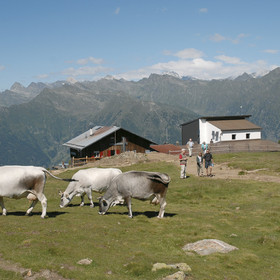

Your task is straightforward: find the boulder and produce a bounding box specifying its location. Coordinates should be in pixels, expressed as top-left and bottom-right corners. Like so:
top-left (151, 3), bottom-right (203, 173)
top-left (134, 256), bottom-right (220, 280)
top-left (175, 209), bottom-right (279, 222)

top-left (152, 262), bottom-right (191, 272)
top-left (182, 239), bottom-right (238, 256)
top-left (162, 271), bottom-right (186, 280)
top-left (77, 258), bottom-right (92, 265)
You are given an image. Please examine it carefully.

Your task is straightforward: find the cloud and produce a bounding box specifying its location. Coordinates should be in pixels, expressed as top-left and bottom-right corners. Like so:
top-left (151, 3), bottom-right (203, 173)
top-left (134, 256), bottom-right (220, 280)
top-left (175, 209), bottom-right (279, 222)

top-left (76, 56), bottom-right (104, 65)
top-left (37, 48), bottom-right (278, 85)
top-left (263, 49), bottom-right (279, 54)
top-left (215, 55), bottom-right (246, 65)
top-left (113, 49), bottom-right (277, 81)
top-left (36, 74), bottom-right (49, 79)
top-left (172, 48), bottom-right (204, 59)
top-left (210, 33), bottom-right (226, 42)
top-left (210, 33), bottom-right (248, 44)
top-left (231, 33), bottom-right (248, 44)
top-left (114, 7), bottom-right (120, 15)
top-left (199, 8), bottom-right (208, 13)
top-left (62, 66), bottom-right (113, 77)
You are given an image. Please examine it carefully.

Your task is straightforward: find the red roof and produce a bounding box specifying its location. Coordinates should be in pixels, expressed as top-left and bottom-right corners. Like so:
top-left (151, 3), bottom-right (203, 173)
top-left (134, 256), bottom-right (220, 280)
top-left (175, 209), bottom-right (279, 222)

top-left (151, 144), bottom-right (180, 154)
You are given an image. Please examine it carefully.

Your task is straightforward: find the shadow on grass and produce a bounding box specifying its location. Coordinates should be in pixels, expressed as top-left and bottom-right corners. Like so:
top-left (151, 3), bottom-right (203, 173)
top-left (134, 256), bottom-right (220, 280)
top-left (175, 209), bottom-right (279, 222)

top-left (6, 211), bottom-right (67, 218)
top-left (105, 211), bottom-right (176, 218)
top-left (67, 202), bottom-right (99, 208)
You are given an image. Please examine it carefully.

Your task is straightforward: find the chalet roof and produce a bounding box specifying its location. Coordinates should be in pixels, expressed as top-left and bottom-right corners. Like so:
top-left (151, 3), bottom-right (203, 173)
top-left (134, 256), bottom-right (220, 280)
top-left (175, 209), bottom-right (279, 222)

top-left (208, 119), bottom-right (262, 131)
top-left (63, 126), bottom-right (118, 151)
top-left (151, 144), bottom-right (180, 154)
top-left (181, 115), bottom-right (252, 126)
top-left (63, 125), bottom-right (156, 151)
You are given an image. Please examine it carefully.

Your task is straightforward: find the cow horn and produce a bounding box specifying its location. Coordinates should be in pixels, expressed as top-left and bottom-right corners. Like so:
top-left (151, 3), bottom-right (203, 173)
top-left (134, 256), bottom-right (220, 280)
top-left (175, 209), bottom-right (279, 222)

top-left (58, 191), bottom-right (63, 196)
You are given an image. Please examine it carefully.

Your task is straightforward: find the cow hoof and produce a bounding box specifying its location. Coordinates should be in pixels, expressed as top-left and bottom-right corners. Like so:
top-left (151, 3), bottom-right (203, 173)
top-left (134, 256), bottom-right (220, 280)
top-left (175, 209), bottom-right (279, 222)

top-left (80, 203), bottom-right (84, 207)
top-left (90, 204), bottom-right (94, 208)
top-left (2, 212), bottom-right (7, 216)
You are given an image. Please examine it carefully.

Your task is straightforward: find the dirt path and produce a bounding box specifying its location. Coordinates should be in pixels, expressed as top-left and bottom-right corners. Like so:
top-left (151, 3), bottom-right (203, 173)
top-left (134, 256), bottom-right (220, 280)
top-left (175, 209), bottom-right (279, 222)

top-left (53, 151), bottom-right (280, 184)
top-left (147, 152), bottom-right (280, 183)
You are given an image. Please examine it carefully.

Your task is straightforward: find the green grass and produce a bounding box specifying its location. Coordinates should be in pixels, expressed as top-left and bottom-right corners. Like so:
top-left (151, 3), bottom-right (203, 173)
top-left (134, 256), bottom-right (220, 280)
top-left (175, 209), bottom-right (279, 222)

top-left (214, 151), bottom-right (280, 175)
top-left (0, 156), bottom-right (280, 279)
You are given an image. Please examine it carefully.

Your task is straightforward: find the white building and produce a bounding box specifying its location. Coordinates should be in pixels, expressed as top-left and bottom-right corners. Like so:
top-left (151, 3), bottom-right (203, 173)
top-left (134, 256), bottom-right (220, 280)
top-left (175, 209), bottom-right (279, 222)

top-left (181, 115), bottom-right (262, 145)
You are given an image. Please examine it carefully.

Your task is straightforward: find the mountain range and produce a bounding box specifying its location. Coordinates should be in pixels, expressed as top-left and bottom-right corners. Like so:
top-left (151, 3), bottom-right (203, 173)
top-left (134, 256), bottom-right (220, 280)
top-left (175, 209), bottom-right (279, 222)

top-left (0, 67), bottom-right (279, 167)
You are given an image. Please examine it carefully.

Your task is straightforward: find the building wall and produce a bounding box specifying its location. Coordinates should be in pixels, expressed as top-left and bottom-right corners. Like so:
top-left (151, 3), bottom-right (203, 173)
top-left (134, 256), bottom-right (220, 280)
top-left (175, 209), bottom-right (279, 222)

top-left (221, 130), bottom-right (261, 141)
top-left (199, 120), bottom-right (261, 144)
top-left (199, 119), bottom-right (221, 144)
top-left (181, 120), bottom-right (199, 145)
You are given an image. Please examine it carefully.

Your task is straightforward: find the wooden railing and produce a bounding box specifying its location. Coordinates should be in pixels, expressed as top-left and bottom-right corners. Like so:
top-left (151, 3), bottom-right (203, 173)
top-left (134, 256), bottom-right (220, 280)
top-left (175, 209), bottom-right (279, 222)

top-left (169, 142), bottom-right (280, 156)
top-left (71, 156), bottom-right (100, 167)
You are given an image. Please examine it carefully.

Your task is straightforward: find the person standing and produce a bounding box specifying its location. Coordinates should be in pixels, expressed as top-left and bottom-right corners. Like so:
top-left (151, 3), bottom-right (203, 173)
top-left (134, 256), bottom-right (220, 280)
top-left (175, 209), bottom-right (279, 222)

top-left (196, 152), bottom-right (203, 176)
top-left (201, 141), bottom-right (208, 155)
top-left (203, 149), bottom-right (214, 177)
top-left (179, 148), bottom-right (188, 179)
top-left (187, 138), bottom-right (194, 157)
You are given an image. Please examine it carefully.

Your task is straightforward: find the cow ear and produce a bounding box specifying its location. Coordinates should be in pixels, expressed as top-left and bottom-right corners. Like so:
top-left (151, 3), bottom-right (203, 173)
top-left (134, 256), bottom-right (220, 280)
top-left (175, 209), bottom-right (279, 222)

top-left (102, 200), bottom-right (108, 207)
top-left (65, 193), bottom-right (69, 198)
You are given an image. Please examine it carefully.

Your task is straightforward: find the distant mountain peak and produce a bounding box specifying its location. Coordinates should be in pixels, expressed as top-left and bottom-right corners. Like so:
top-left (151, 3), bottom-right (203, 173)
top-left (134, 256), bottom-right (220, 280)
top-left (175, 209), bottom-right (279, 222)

top-left (67, 77), bottom-right (77, 84)
top-left (10, 82), bottom-right (26, 93)
top-left (235, 72), bottom-right (254, 81)
top-left (162, 71), bottom-right (181, 78)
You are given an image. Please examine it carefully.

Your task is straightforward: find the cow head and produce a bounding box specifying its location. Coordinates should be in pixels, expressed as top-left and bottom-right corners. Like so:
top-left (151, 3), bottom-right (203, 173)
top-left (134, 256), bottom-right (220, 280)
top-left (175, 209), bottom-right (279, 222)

top-left (98, 197), bottom-right (110, 215)
top-left (59, 191), bottom-right (71, 208)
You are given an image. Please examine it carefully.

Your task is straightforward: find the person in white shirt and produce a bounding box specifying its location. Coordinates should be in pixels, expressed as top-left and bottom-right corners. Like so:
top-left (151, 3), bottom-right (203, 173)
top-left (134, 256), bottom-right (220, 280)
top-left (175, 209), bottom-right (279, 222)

top-left (187, 138), bottom-right (194, 157)
top-left (179, 149), bottom-right (188, 179)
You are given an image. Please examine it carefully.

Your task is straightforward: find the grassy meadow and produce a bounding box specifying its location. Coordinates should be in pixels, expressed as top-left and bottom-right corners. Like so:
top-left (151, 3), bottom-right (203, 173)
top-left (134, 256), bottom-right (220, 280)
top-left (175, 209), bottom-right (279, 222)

top-left (0, 152), bottom-right (280, 279)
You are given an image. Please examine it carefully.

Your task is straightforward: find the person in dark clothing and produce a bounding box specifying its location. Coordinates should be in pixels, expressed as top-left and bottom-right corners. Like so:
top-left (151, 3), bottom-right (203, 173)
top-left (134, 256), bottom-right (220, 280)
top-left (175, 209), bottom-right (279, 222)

top-left (203, 149), bottom-right (214, 177)
top-left (196, 152), bottom-right (203, 176)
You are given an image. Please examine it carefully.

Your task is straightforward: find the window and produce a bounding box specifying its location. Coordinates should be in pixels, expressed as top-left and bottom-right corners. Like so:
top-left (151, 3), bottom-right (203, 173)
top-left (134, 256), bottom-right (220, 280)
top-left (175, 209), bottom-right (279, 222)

top-left (232, 134), bottom-right (236, 140)
top-left (215, 132), bottom-right (219, 141)
top-left (246, 133), bottom-right (250, 139)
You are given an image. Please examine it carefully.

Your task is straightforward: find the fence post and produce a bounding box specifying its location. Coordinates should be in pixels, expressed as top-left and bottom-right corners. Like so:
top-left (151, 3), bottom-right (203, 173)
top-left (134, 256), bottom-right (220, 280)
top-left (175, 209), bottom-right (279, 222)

top-left (71, 156), bottom-right (74, 168)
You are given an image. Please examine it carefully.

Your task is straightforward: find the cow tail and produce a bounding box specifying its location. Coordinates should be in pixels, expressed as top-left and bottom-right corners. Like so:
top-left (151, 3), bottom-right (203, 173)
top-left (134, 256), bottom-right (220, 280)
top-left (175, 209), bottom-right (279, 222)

top-left (148, 173), bottom-right (171, 186)
top-left (42, 169), bottom-right (77, 182)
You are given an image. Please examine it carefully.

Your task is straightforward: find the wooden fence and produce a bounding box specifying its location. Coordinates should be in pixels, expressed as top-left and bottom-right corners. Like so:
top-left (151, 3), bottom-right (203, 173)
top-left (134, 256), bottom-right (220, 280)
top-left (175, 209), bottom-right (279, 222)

top-left (169, 141), bottom-right (280, 156)
top-left (71, 156), bottom-right (100, 167)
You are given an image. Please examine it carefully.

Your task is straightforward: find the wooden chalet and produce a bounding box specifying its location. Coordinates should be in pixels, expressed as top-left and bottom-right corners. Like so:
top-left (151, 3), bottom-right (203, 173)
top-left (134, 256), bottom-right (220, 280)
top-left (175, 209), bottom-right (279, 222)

top-left (63, 126), bottom-right (156, 159)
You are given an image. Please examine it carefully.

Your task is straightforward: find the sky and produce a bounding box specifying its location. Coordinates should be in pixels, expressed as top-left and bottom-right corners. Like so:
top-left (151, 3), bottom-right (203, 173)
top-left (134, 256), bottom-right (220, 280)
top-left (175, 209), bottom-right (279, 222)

top-left (0, 0), bottom-right (279, 91)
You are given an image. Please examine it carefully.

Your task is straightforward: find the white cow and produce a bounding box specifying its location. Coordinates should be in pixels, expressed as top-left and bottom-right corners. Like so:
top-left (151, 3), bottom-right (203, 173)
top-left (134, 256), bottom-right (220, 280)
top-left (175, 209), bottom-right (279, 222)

top-left (99, 171), bottom-right (171, 218)
top-left (59, 168), bottom-right (122, 208)
top-left (0, 165), bottom-right (75, 218)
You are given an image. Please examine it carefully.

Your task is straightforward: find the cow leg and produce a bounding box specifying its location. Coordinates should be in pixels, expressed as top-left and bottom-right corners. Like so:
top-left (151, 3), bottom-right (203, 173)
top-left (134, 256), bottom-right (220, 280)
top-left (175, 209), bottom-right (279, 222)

top-left (0, 196), bottom-right (7, 216)
top-left (157, 197), bottom-right (167, 218)
top-left (86, 190), bottom-right (94, 208)
top-left (157, 191), bottom-right (167, 218)
top-left (26, 200), bottom-right (38, 216)
top-left (125, 197), bottom-right (133, 218)
top-left (80, 194), bottom-right (85, 207)
top-left (36, 193), bottom-right (47, 218)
